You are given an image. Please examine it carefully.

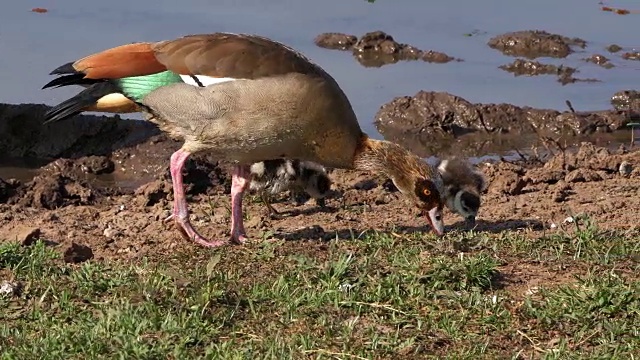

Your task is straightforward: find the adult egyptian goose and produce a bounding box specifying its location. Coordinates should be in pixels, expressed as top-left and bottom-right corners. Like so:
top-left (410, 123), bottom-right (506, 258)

top-left (42, 33), bottom-right (446, 247)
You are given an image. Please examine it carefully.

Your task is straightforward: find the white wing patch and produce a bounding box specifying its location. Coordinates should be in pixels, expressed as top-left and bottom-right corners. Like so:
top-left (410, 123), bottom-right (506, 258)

top-left (437, 160), bottom-right (449, 174)
top-left (96, 93), bottom-right (130, 105)
top-left (179, 75), bottom-right (237, 87)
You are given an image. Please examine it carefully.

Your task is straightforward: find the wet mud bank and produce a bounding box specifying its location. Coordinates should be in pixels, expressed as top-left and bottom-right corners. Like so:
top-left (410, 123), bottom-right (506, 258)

top-left (374, 89), bottom-right (639, 158)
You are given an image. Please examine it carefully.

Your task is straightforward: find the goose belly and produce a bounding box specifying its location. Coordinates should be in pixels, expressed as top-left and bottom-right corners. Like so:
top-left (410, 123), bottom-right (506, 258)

top-left (187, 120), bottom-right (322, 165)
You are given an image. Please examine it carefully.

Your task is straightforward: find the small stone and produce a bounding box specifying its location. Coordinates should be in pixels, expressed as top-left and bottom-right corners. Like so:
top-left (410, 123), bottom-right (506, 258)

top-left (619, 161), bottom-right (633, 176)
top-left (381, 178), bottom-right (398, 192)
top-left (103, 226), bottom-right (120, 238)
top-left (0, 280), bottom-right (21, 296)
top-left (353, 179), bottom-right (378, 191)
top-left (374, 194), bottom-right (389, 205)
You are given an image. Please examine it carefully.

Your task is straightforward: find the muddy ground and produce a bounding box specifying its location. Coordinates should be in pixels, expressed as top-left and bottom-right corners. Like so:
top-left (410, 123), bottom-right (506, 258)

top-left (0, 101), bottom-right (639, 264)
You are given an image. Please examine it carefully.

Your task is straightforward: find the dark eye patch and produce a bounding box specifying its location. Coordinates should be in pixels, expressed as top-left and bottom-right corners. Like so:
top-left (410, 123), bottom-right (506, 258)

top-left (414, 179), bottom-right (440, 204)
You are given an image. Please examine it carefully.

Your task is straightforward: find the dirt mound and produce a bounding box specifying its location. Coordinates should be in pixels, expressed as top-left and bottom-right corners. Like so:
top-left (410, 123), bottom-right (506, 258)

top-left (488, 30), bottom-right (587, 59)
top-left (14, 173), bottom-right (96, 209)
top-left (374, 90), bottom-right (632, 157)
top-left (314, 31), bottom-right (458, 67)
top-left (480, 142), bottom-right (640, 196)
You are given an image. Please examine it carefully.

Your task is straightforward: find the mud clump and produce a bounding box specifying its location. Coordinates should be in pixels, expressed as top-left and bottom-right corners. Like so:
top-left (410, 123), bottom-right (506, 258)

top-left (500, 59), bottom-right (571, 77)
top-left (622, 51), bottom-right (640, 61)
top-left (14, 174), bottom-right (94, 209)
top-left (499, 59), bottom-right (600, 85)
top-left (422, 50), bottom-right (455, 64)
top-left (40, 157), bottom-right (115, 177)
top-left (607, 44), bottom-right (622, 53)
top-left (352, 31), bottom-right (427, 67)
top-left (314, 31), bottom-right (458, 67)
top-left (0, 178), bottom-right (19, 203)
top-left (314, 33), bottom-right (358, 50)
top-left (611, 90), bottom-right (640, 114)
top-left (63, 242), bottom-right (94, 263)
top-left (134, 180), bottom-right (172, 206)
top-left (488, 30), bottom-right (586, 59)
top-left (584, 54), bottom-right (615, 69)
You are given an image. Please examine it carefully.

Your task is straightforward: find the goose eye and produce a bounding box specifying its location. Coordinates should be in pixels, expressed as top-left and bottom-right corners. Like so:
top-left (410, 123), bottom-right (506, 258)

top-left (423, 189), bottom-right (431, 196)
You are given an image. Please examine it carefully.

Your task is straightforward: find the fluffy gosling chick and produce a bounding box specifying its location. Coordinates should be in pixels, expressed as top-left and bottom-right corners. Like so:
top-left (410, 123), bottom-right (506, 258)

top-left (436, 157), bottom-right (487, 225)
top-left (249, 159), bottom-right (332, 217)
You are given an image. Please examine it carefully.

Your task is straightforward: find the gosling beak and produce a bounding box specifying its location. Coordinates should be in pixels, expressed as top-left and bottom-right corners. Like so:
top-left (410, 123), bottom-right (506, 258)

top-left (426, 207), bottom-right (445, 236)
top-left (465, 216), bottom-right (476, 226)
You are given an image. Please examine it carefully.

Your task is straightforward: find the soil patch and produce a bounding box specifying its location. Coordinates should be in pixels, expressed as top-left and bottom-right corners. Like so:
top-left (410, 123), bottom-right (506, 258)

top-left (0, 105), bottom-right (639, 264)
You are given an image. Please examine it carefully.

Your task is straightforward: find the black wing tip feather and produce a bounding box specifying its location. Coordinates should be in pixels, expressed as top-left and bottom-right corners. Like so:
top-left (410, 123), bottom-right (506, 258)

top-left (43, 82), bottom-right (122, 125)
top-left (43, 97), bottom-right (90, 125)
top-left (49, 62), bottom-right (78, 75)
top-left (41, 73), bottom-right (99, 90)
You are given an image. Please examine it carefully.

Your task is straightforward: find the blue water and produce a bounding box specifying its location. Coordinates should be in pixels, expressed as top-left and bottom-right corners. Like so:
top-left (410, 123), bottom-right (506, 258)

top-left (1, 0), bottom-right (638, 141)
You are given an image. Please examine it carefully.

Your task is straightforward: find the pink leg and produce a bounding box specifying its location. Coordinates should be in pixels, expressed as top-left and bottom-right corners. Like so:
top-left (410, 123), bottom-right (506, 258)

top-left (229, 165), bottom-right (252, 244)
top-left (167, 149), bottom-right (225, 247)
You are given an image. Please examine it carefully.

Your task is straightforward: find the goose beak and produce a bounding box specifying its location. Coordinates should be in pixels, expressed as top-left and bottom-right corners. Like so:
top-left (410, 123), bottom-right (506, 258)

top-left (426, 207), bottom-right (445, 236)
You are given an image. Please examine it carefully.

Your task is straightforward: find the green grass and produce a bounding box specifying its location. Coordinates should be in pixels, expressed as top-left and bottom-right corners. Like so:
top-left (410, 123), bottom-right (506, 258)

top-left (0, 218), bottom-right (639, 359)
